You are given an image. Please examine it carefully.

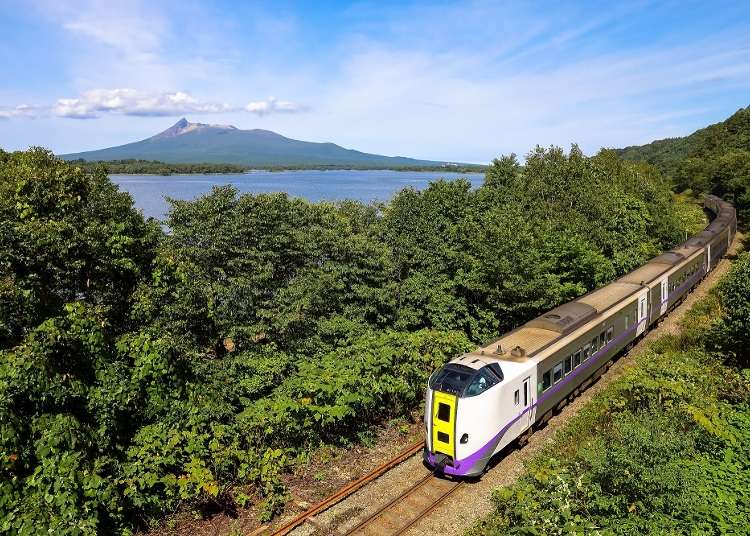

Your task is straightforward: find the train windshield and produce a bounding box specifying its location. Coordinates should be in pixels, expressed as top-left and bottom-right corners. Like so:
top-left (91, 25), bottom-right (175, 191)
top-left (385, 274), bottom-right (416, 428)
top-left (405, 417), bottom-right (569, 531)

top-left (429, 363), bottom-right (503, 397)
top-left (429, 364), bottom-right (474, 395)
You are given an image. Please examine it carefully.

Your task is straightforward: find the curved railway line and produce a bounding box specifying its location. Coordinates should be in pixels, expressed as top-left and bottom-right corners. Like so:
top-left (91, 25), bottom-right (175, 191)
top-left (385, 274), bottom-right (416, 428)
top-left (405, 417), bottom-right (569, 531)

top-left (258, 197), bottom-right (739, 536)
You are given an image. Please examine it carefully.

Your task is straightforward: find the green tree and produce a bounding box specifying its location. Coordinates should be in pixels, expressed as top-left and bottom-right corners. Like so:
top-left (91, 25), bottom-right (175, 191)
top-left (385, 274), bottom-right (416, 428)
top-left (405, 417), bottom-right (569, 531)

top-left (0, 148), bottom-right (158, 348)
top-left (711, 251), bottom-right (750, 368)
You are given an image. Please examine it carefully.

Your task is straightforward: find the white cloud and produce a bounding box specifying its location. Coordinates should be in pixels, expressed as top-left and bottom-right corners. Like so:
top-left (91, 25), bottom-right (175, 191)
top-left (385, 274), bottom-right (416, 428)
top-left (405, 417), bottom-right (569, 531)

top-left (52, 89), bottom-right (233, 119)
top-left (246, 97), bottom-right (304, 116)
top-left (1, 90), bottom-right (307, 121)
top-left (0, 105), bottom-right (43, 120)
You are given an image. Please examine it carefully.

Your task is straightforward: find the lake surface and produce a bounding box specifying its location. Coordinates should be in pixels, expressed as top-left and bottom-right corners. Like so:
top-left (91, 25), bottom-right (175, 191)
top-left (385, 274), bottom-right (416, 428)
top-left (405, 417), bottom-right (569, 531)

top-left (111, 169), bottom-right (485, 220)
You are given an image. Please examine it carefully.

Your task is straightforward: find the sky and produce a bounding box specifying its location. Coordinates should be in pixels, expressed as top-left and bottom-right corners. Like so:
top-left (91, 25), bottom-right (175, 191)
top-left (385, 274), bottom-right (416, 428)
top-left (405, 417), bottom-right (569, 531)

top-left (1, 0), bottom-right (749, 163)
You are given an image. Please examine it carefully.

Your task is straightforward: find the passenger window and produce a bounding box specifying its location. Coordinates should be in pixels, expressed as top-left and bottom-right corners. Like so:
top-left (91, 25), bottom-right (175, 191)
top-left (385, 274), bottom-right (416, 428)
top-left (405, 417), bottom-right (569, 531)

top-left (542, 371), bottom-right (551, 391)
top-left (514, 390), bottom-right (519, 405)
top-left (591, 337), bottom-right (598, 352)
top-left (564, 355), bottom-right (572, 375)
top-left (606, 327), bottom-right (614, 343)
top-left (583, 344), bottom-right (591, 360)
top-left (553, 362), bottom-right (563, 383)
top-left (599, 332), bottom-right (606, 348)
top-left (574, 350), bottom-right (581, 368)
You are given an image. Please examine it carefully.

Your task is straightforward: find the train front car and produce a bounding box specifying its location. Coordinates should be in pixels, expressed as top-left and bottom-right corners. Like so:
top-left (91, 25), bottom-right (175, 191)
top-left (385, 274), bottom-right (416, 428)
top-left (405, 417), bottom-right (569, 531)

top-left (424, 355), bottom-right (535, 477)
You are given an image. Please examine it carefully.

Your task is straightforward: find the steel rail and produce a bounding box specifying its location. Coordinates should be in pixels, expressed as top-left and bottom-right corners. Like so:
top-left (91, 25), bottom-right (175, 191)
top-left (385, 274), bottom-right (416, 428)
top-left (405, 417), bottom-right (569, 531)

top-left (267, 439), bottom-right (425, 536)
top-left (343, 473), bottom-right (463, 535)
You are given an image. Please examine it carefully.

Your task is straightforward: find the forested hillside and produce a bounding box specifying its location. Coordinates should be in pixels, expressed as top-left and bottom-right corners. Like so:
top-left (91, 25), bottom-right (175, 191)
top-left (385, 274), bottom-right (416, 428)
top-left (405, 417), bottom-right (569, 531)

top-left (618, 106), bottom-right (750, 222)
top-left (69, 159), bottom-right (484, 175)
top-left (0, 145), bottom-right (687, 534)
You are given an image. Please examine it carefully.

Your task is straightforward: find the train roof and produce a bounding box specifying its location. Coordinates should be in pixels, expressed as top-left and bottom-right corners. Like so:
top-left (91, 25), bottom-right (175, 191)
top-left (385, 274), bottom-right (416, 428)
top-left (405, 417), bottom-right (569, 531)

top-left (617, 261), bottom-right (672, 285)
top-left (526, 302), bottom-right (597, 335)
top-left (684, 230), bottom-right (715, 247)
top-left (670, 244), bottom-right (702, 259)
top-left (467, 279), bottom-right (645, 363)
top-left (576, 281), bottom-right (641, 312)
top-left (447, 195), bottom-right (735, 371)
top-left (473, 326), bottom-right (560, 361)
top-left (650, 251), bottom-right (685, 265)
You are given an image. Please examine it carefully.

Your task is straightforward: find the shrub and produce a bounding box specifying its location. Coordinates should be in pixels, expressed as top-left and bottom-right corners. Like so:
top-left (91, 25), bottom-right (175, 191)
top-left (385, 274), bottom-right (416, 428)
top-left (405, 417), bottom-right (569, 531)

top-left (710, 251), bottom-right (750, 368)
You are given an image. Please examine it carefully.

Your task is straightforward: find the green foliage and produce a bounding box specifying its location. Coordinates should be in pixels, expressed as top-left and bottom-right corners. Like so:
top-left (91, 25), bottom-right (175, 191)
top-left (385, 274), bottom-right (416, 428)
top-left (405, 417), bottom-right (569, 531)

top-left (0, 148), bottom-right (159, 348)
top-left (671, 192), bottom-right (709, 238)
top-left (0, 145), bottom-right (691, 533)
top-left (618, 106), bottom-right (750, 223)
top-left (69, 159), bottom-right (248, 175)
top-left (383, 146), bottom-right (681, 340)
top-left (709, 251), bottom-right (750, 368)
top-left (240, 329), bottom-right (472, 446)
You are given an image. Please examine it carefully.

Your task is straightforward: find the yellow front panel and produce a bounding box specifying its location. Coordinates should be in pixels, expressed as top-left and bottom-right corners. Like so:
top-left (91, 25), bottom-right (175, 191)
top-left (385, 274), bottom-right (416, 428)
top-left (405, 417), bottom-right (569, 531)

top-left (431, 391), bottom-right (456, 458)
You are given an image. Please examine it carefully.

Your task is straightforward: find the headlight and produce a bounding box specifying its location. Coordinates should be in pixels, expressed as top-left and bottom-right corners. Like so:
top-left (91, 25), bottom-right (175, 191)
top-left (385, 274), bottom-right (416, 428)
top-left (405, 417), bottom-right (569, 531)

top-left (460, 433), bottom-right (469, 444)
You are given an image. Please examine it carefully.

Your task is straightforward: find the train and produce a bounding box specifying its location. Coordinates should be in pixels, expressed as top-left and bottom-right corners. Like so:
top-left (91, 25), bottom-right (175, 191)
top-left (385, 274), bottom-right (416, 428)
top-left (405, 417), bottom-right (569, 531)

top-left (423, 195), bottom-right (737, 477)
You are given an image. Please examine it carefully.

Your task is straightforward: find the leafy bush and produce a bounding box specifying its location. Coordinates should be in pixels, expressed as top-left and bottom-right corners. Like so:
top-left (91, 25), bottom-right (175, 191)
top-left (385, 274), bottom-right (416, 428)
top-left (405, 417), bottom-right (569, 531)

top-left (710, 252), bottom-right (750, 368)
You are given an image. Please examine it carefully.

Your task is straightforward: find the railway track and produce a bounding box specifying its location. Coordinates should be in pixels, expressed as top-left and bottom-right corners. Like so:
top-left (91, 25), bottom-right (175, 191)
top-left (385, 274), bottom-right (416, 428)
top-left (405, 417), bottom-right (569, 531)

top-left (342, 473), bottom-right (463, 536)
top-left (268, 440), bottom-right (425, 536)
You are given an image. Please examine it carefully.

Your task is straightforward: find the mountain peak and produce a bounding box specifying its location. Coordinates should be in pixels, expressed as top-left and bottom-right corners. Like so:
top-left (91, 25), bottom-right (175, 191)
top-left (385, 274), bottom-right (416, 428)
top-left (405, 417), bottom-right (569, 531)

top-left (61, 117), bottom-right (446, 167)
top-left (152, 118), bottom-right (237, 139)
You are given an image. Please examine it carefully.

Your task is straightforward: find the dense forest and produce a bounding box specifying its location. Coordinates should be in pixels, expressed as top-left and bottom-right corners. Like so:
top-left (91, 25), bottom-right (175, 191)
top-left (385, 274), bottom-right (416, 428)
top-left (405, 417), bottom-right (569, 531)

top-left (67, 158), bottom-right (486, 175)
top-left (618, 106), bottom-right (750, 222)
top-left (0, 145), bottom-right (695, 534)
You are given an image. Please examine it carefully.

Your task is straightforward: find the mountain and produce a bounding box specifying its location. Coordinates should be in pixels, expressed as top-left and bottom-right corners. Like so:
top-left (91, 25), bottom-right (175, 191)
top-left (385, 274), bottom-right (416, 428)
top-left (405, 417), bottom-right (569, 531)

top-left (60, 118), bottom-right (450, 168)
top-left (616, 106), bottom-right (750, 178)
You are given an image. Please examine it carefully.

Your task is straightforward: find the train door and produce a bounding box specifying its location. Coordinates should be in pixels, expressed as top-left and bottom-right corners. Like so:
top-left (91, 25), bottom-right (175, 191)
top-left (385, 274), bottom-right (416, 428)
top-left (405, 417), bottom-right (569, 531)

top-left (522, 376), bottom-right (533, 429)
top-left (637, 293), bottom-right (648, 336)
top-left (659, 278), bottom-right (668, 316)
top-left (431, 391), bottom-right (456, 459)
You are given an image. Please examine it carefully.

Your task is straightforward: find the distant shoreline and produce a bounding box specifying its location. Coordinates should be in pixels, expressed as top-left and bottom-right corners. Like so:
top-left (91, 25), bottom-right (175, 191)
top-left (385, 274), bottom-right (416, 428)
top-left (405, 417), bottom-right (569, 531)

top-left (71, 159), bottom-right (487, 176)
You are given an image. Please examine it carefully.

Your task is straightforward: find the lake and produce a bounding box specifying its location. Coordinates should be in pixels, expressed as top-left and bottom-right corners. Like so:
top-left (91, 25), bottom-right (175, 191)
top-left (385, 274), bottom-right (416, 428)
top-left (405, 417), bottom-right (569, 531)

top-left (111, 169), bottom-right (486, 220)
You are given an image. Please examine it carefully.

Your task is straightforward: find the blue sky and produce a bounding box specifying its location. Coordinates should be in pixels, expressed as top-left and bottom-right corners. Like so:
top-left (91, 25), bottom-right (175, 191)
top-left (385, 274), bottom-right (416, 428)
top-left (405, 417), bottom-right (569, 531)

top-left (1, 0), bottom-right (749, 163)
